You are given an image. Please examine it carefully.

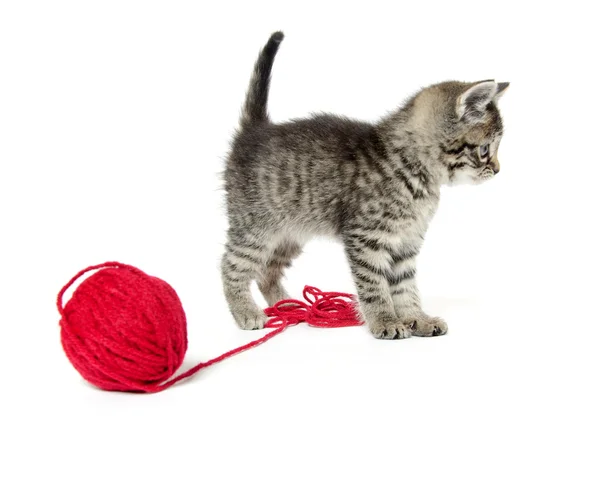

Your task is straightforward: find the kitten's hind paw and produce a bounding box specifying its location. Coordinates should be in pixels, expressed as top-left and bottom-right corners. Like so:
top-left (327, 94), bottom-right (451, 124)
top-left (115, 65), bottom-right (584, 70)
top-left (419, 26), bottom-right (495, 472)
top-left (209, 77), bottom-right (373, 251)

top-left (408, 316), bottom-right (448, 337)
top-left (233, 310), bottom-right (267, 330)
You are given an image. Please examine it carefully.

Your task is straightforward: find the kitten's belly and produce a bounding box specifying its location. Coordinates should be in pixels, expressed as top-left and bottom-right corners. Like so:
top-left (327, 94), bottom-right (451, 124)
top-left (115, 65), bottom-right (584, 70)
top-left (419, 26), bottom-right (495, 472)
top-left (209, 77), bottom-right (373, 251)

top-left (262, 174), bottom-right (439, 251)
top-left (271, 198), bottom-right (436, 251)
top-left (273, 215), bottom-right (339, 245)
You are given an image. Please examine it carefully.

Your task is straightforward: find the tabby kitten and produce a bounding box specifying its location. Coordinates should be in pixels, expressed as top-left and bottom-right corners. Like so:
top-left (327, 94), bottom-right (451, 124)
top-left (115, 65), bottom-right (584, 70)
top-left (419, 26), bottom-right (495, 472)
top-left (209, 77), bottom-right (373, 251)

top-left (221, 31), bottom-right (508, 339)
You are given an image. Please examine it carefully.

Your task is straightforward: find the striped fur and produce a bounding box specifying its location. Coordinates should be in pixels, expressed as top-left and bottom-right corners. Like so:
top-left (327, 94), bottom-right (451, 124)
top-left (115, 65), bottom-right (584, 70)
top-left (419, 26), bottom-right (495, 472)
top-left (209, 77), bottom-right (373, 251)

top-left (220, 32), bottom-right (508, 339)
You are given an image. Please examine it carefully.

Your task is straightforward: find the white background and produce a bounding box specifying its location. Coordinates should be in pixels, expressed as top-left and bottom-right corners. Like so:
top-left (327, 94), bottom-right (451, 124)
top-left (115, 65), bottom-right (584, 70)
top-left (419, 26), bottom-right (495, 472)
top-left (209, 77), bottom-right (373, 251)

top-left (1, 1), bottom-right (599, 479)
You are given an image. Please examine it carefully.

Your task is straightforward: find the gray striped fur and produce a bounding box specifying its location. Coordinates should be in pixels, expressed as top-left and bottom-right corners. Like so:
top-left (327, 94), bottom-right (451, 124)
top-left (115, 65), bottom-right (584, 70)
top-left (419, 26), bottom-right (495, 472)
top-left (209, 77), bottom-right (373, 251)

top-left (221, 32), bottom-right (508, 339)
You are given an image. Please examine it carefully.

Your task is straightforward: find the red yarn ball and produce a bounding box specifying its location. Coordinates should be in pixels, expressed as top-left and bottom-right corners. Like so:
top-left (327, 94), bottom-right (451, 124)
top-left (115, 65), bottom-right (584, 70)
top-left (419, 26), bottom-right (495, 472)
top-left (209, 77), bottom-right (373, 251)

top-left (57, 262), bottom-right (187, 393)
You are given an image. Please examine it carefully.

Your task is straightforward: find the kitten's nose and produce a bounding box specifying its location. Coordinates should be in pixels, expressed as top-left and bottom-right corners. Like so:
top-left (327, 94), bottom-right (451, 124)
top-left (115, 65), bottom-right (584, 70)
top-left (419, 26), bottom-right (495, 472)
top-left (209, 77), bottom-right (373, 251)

top-left (490, 156), bottom-right (500, 174)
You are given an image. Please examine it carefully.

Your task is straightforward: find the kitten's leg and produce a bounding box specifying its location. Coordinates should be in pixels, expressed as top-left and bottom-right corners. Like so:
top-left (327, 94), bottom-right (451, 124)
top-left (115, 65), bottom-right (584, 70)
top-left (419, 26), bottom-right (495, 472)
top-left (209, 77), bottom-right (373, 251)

top-left (344, 235), bottom-right (411, 340)
top-left (389, 247), bottom-right (448, 337)
top-left (257, 241), bottom-right (302, 306)
top-left (221, 234), bottom-right (271, 330)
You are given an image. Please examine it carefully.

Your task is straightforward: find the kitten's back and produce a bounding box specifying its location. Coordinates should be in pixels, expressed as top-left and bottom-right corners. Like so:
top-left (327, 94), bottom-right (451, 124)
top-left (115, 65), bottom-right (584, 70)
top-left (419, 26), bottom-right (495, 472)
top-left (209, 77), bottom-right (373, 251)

top-left (226, 114), bottom-right (376, 232)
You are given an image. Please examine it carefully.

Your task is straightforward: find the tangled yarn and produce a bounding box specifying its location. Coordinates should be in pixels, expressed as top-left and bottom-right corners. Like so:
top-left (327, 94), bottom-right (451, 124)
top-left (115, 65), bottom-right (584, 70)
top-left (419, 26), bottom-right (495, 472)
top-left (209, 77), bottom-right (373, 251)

top-left (57, 262), bottom-right (362, 393)
top-left (264, 286), bottom-right (361, 328)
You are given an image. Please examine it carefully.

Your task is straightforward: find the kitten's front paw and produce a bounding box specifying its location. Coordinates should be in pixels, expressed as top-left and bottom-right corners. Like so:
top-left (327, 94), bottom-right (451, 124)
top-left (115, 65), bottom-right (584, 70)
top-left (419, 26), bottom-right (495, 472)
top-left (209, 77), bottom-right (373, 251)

top-left (406, 315), bottom-right (448, 337)
top-left (369, 316), bottom-right (412, 340)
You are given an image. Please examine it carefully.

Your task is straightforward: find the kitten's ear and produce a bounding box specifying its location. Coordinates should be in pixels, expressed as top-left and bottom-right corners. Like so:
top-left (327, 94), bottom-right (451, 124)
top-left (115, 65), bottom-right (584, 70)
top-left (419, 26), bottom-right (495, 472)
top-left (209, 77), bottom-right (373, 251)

top-left (456, 80), bottom-right (497, 122)
top-left (494, 82), bottom-right (510, 101)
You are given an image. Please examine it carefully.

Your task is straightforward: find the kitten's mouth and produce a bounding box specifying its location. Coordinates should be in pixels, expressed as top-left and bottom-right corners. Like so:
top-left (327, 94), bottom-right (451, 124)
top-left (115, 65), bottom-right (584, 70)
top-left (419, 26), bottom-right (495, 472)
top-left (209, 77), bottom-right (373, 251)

top-left (477, 171), bottom-right (495, 183)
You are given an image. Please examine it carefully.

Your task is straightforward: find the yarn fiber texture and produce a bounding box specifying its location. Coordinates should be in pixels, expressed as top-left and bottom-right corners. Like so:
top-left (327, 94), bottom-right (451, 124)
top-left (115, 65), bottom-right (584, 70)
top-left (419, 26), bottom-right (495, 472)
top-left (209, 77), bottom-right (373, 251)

top-left (57, 262), bottom-right (362, 393)
top-left (58, 262), bottom-right (188, 393)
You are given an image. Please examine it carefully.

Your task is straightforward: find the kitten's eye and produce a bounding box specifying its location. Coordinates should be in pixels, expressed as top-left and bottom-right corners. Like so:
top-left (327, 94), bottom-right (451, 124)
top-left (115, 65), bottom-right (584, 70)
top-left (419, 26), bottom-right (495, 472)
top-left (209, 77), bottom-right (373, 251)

top-left (479, 144), bottom-right (489, 158)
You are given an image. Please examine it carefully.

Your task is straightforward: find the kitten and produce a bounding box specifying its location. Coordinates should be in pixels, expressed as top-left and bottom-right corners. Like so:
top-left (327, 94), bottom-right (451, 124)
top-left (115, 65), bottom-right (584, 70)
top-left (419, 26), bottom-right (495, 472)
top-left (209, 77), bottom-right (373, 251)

top-left (221, 31), bottom-right (508, 339)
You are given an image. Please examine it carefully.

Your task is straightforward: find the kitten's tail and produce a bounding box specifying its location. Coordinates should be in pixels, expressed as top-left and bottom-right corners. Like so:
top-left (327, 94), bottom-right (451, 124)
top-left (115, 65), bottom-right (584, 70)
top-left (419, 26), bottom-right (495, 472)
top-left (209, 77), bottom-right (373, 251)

top-left (240, 31), bottom-right (284, 129)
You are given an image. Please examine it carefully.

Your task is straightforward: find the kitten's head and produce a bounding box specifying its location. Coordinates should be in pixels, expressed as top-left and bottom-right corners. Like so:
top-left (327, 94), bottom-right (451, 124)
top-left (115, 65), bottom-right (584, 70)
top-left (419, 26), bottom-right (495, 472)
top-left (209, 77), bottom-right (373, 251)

top-left (427, 80), bottom-right (509, 186)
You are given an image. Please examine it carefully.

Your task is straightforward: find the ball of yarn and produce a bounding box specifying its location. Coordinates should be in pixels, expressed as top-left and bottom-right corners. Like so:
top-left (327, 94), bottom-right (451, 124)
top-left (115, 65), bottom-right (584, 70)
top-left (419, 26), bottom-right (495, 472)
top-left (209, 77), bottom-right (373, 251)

top-left (57, 262), bottom-right (187, 393)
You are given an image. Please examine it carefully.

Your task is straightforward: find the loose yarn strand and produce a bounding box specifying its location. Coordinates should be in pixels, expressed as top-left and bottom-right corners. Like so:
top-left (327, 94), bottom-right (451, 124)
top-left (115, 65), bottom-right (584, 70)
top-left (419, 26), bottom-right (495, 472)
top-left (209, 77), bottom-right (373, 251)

top-left (151, 324), bottom-right (288, 393)
top-left (57, 262), bottom-right (134, 317)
